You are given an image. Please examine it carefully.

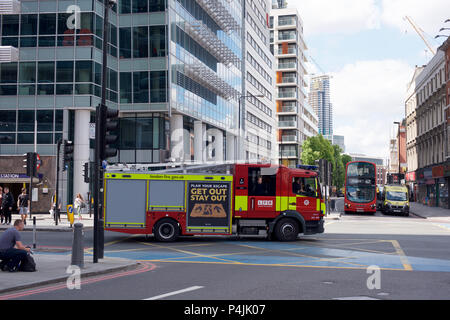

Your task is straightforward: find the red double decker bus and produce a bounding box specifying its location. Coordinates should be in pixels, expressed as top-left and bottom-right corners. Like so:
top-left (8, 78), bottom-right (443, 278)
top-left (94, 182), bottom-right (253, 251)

top-left (344, 161), bottom-right (377, 214)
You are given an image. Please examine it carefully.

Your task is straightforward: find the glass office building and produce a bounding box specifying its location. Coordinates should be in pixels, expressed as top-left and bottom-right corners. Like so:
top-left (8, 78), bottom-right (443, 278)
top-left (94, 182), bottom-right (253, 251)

top-left (0, 0), bottom-right (242, 212)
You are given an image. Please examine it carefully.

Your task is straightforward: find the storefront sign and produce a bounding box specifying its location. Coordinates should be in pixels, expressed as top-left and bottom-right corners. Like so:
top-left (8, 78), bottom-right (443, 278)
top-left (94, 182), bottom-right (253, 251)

top-left (406, 171), bottom-right (416, 182)
top-left (424, 169), bottom-right (433, 179)
top-left (432, 166), bottom-right (444, 178)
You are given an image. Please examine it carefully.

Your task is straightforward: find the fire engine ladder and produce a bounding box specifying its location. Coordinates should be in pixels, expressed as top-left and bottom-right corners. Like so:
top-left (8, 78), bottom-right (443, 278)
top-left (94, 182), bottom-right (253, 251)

top-left (105, 161), bottom-right (238, 174)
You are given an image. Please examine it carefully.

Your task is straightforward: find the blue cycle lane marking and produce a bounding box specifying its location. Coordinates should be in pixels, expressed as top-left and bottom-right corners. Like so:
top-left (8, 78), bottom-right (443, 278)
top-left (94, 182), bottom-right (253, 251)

top-left (97, 240), bottom-right (450, 273)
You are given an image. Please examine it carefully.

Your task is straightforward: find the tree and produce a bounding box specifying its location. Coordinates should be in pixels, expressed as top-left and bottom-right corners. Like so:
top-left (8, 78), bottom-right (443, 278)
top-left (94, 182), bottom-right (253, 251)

top-left (300, 135), bottom-right (334, 166)
top-left (332, 145), bottom-right (345, 189)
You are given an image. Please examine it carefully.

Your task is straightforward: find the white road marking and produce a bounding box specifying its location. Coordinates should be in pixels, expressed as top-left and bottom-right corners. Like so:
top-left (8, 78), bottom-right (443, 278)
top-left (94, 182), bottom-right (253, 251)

top-left (333, 296), bottom-right (379, 300)
top-left (144, 286), bottom-right (204, 300)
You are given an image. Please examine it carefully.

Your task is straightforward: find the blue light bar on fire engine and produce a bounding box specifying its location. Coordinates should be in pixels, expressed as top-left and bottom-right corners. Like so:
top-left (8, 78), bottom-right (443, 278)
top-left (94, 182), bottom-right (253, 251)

top-left (296, 165), bottom-right (318, 171)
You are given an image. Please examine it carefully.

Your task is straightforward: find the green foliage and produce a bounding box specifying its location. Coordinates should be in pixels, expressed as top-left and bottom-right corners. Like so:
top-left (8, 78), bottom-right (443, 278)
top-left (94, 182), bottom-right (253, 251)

top-left (301, 135), bottom-right (349, 189)
top-left (300, 135), bottom-right (334, 165)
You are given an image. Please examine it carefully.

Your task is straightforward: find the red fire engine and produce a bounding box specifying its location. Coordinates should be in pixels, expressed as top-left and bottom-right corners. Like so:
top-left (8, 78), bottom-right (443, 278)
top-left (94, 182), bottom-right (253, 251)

top-left (103, 163), bottom-right (325, 241)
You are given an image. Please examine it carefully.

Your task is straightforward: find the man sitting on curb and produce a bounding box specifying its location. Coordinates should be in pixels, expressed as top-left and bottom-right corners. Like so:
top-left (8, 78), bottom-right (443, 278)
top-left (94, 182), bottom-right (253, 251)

top-left (0, 220), bottom-right (31, 272)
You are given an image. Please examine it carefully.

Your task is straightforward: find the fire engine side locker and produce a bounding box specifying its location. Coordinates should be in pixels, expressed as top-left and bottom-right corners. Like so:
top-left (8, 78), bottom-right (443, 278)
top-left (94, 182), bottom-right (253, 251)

top-left (104, 172), bottom-right (234, 237)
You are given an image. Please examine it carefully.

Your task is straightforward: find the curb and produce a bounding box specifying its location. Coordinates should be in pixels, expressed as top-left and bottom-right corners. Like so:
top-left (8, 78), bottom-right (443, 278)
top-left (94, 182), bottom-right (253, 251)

top-left (0, 226), bottom-right (94, 232)
top-left (0, 261), bottom-right (141, 296)
top-left (409, 211), bottom-right (427, 219)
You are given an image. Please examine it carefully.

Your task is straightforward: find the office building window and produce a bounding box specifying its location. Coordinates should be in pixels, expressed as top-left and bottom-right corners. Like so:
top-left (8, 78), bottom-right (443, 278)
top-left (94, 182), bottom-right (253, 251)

top-left (149, 25), bottom-right (166, 57)
top-left (20, 14), bottom-right (38, 36)
top-left (0, 63), bottom-right (18, 83)
top-left (0, 110), bottom-right (16, 132)
top-left (120, 72), bottom-right (132, 103)
top-left (18, 110), bottom-right (34, 132)
top-left (133, 71), bottom-right (149, 103)
top-left (39, 14), bottom-right (57, 35)
top-left (133, 26), bottom-right (148, 58)
top-left (56, 61), bottom-right (74, 83)
top-left (150, 71), bottom-right (166, 103)
top-left (38, 62), bottom-right (55, 83)
top-left (119, 27), bottom-right (131, 58)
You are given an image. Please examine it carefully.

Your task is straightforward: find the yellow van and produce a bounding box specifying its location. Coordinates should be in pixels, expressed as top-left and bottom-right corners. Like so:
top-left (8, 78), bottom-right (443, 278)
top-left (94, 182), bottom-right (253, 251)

top-left (381, 185), bottom-right (409, 216)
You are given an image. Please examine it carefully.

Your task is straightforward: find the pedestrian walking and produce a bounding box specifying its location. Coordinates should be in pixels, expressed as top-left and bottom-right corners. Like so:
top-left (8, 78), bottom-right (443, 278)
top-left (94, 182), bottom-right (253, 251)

top-left (17, 188), bottom-right (30, 225)
top-left (50, 193), bottom-right (61, 224)
top-left (74, 193), bottom-right (85, 221)
top-left (0, 219), bottom-right (31, 272)
top-left (1, 187), bottom-right (14, 225)
top-left (0, 186), bottom-right (4, 224)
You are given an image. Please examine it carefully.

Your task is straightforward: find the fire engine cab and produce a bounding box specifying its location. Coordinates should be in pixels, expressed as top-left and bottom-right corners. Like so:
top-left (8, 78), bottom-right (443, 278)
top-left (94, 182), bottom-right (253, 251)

top-left (103, 163), bottom-right (325, 241)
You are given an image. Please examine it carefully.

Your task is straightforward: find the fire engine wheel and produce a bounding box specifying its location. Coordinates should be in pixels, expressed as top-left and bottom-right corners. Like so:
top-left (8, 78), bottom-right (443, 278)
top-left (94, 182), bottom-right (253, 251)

top-left (154, 218), bottom-right (180, 242)
top-left (274, 218), bottom-right (299, 242)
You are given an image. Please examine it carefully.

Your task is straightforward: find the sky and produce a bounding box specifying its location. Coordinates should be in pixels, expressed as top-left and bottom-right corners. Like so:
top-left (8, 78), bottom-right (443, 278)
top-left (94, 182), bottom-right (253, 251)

top-left (290, 0), bottom-right (449, 161)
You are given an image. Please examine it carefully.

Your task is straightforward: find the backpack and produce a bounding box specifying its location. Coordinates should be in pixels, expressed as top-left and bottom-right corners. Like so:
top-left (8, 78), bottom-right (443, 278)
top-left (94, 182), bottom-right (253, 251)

top-left (19, 253), bottom-right (36, 272)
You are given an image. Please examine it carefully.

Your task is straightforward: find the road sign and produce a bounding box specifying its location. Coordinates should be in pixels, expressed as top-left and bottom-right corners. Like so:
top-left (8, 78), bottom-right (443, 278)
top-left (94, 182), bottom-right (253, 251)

top-left (67, 204), bottom-right (74, 225)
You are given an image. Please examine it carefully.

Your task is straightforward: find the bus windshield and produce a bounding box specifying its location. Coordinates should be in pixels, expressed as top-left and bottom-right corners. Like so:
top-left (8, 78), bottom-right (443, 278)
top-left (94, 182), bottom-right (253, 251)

top-left (346, 162), bottom-right (375, 178)
top-left (346, 186), bottom-right (376, 203)
top-left (386, 191), bottom-right (407, 202)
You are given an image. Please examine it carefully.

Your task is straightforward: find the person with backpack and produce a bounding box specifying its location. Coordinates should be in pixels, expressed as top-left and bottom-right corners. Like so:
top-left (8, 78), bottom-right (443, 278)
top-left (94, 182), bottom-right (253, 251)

top-left (1, 187), bottom-right (14, 225)
top-left (17, 188), bottom-right (30, 225)
top-left (0, 220), bottom-right (31, 272)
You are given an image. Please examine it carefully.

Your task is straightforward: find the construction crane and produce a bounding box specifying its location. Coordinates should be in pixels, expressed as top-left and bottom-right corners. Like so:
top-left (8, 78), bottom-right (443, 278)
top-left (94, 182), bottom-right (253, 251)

top-left (308, 55), bottom-right (326, 75)
top-left (404, 16), bottom-right (436, 55)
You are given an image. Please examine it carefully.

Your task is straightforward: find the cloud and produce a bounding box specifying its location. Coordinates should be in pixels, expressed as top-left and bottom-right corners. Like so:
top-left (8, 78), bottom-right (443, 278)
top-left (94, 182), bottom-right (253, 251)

top-left (331, 59), bottom-right (414, 159)
top-left (381, 0), bottom-right (449, 39)
top-left (292, 0), bottom-right (381, 36)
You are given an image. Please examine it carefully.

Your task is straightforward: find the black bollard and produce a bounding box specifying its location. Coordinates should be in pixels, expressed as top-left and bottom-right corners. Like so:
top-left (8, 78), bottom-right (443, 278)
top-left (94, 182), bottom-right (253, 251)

top-left (71, 223), bottom-right (84, 268)
top-left (32, 216), bottom-right (36, 249)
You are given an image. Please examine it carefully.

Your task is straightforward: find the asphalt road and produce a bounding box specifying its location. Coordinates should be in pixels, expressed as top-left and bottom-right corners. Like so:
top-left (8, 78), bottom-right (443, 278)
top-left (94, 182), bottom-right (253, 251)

top-left (10, 206), bottom-right (450, 301)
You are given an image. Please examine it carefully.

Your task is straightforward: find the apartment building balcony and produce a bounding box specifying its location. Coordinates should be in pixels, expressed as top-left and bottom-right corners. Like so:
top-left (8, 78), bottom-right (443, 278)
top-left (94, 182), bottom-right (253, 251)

top-left (278, 120), bottom-right (297, 128)
top-left (280, 135), bottom-right (299, 143)
top-left (279, 150), bottom-right (298, 158)
top-left (277, 91), bottom-right (297, 99)
top-left (0, 46), bottom-right (19, 62)
top-left (278, 17), bottom-right (297, 27)
top-left (276, 47), bottom-right (297, 56)
top-left (277, 33), bottom-right (297, 42)
top-left (277, 62), bottom-right (297, 70)
top-left (277, 76), bottom-right (297, 85)
top-left (278, 105), bottom-right (298, 113)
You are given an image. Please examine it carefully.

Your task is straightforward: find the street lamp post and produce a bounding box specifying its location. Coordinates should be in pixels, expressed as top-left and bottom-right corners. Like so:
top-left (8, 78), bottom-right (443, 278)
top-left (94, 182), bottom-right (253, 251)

top-left (237, 94), bottom-right (264, 162)
top-left (394, 121), bottom-right (401, 177)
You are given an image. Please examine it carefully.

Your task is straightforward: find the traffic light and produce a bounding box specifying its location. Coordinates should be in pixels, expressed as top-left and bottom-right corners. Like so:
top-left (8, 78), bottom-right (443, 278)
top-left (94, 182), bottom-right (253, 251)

top-left (63, 140), bottom-right (74, 170)
top-left (99, 104), bottom-right (119, 160)
top-left (23, 152), bottom-right (37, 177)
top-left (83, 162), bottom-right (90, 183)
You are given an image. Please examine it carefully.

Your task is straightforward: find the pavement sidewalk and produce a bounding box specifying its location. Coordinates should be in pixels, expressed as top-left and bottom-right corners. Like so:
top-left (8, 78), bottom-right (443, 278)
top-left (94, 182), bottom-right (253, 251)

top-left (410, 202), bottom-right (450, 220)
top-left (0, 252), bottom-right (139, 296)
top-left (0, 213), bottom-right (94, 232)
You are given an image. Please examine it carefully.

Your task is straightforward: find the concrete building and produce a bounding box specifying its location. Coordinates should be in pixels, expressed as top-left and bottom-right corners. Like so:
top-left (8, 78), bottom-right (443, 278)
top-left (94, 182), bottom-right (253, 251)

top-left (411, 47), bottom-right (448, 208)
top-left (405, 66), bottom-right (424, 199)
top-left (242, 0), bottom-right (277, 163)
top-left (0, 0), bottom-right (243, 212)
top-left (309, 74), bottom-right (332, 136)
top-left (269, 1), bottom-right (317, 168)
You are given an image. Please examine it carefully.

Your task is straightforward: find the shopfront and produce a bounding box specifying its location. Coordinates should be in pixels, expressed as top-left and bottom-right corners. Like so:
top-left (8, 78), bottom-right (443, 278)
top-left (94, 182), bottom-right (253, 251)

top-left (405, 171), bottom-right (417, 202)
